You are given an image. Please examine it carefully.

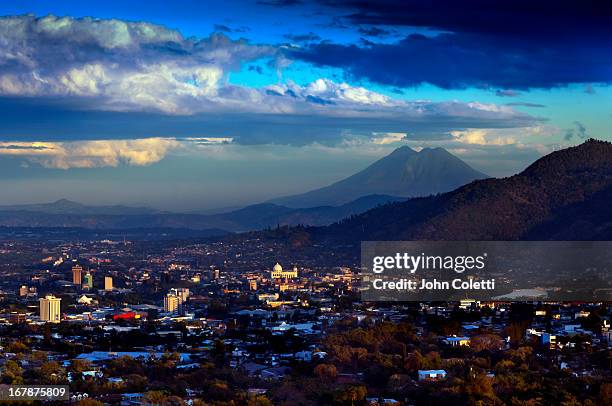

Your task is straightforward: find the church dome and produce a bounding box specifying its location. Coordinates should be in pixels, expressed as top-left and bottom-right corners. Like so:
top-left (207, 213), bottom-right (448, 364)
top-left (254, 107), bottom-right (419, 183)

top-left (273, 263), bottom-right (282, 272)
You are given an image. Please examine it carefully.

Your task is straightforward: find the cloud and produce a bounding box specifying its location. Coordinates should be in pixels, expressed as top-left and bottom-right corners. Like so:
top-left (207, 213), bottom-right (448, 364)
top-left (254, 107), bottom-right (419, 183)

top-left (371, 132), bottom-right (407, 144)
top-left (495, 90), bottom-right (521, 97)
top-left (564, 121), bottom-right (589, 141)
top-left (290, 32), bottom-right (612, 90)
top-left (450, 125), bottom-right (559, 146)
top-left (450, 129), bottom-right (517, 146)
top-left (505, 102), bottom-right (546, 108)
top-left (0, 15), bottom-right (273, 114)
top-left (0, 138), bottom-right (180, 169)
top-left (213, 24), bottom-right (250, 34)
top-left (285, 1), bottom-right (612, 90)
top-left (0, 15), bottom-right (545, 147)
top-left (213, 24), bottom-right (233, 33)
top-left (321, 1), bottom-right (611, 38)
top-left (283, 32), bottom-right (321, 43)
top-left (358, 27), bottom-right (394, 37)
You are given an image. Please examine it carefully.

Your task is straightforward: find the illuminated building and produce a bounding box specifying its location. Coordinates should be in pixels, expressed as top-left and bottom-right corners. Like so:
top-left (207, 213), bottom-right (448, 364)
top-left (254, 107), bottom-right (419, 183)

top-left (39, 295), bottom-right (61, 323)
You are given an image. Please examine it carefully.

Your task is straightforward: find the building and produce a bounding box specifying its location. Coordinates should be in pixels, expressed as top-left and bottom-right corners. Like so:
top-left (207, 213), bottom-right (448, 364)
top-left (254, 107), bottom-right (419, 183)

top-left (104, 276), bottom-right (113, 291)
top-left (164, 288), bottom-right (189, 315)
top-left (164, 292), bottom-right (181, 315)
top-left (270, 263), bottom-right (298, 279)
top-left (541, 333), bottom-right (557, 349)
top-left (249, 279), bottom-right (258, 291)
top-left (77, 295), bottom-right (94, 305)
top-left (418, 370), bottom-right (447, 381)
top-left (39, 295), bottom-right (61, 323)
top-left (19, 285), bottom-right (28, 297)
top-left (83, 272), bottom-right (93, 290)
top-left (444, 336), bottom-right (471, 347)
top-left (9, 312), bottom-right (27, 324)
top-left (175, 287), bottom-right (189, 302)
top-left (72, 264), bottom-right (83, 286)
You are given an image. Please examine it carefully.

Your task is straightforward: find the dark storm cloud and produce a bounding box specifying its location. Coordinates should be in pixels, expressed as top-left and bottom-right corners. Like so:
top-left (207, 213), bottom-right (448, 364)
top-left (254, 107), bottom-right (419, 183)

top-left (285, 1), bottom-right (612, 89)
top-left (290, 32), bottom-right (612, 89)
top-left (321, 0), bottom-right (612, 39)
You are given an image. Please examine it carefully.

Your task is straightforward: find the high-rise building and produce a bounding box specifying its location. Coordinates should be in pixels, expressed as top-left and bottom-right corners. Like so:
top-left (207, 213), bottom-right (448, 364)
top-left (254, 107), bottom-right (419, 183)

top-left (175, 287), bottom-right (189, 302)
top-left (39, 295), bottom-right (61, 323)
top-left (19, 285), bottom-right (28, 297)
top-left (104, 276), bottom-right (113, 291)
top-left (249, 279), bottom-right (258, 291)
top-left (213, 269), bottom-right (220, 279)
top-left (83, 272), bottom-right (93, 290)
top-left (164, 293), bottom-right (181, 314)
top-left (72, 264), bottom-right (83, 286)
top-left (164, 288), bottom-right (189, 315)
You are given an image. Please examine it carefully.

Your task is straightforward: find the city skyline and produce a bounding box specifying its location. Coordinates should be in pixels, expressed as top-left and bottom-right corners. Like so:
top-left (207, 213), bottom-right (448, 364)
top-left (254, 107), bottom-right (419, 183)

top-left (0, 1), bottom-right (610, 210)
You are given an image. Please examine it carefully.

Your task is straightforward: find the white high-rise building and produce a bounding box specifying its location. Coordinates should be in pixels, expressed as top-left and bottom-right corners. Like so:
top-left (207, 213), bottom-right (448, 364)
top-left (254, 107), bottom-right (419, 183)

top-left (164, 293), bottom-right (181, 314)
top-left (164, 288), bottom-right (189, 315)
top-left (39, 295), bottom-right (61, 323)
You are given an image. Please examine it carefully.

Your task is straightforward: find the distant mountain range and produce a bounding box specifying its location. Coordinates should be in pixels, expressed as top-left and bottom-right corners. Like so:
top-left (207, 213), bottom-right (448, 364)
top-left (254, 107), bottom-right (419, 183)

top-left (0, 146), bottom-right (488, 232)
top-left (3, 140), bottom-right (608, 242)
top-left (0, 194), bottom-right (406, 232)
top-left (0, 199), bottom-right (159, 215)
top-left (314, 139), bottom-right (612, 242)
top-left (270, 145), bottom-right (488, 207)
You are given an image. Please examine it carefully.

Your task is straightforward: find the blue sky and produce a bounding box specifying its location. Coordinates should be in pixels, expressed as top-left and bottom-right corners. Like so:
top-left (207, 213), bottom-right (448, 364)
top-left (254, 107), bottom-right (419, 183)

top-left (0, 0), bottom-right (610, 210)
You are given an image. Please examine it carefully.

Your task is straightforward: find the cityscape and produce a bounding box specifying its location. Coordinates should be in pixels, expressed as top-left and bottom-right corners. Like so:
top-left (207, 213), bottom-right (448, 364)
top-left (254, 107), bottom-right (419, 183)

top-left (0, 218), bottom-right (611, 405)
top-left (0, 1), bottom-right (611, 405)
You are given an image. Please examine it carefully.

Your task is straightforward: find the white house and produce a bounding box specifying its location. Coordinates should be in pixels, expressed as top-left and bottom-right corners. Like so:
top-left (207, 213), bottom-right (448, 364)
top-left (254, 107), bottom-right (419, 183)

top-left (418, 369), bottom-right (447, 381)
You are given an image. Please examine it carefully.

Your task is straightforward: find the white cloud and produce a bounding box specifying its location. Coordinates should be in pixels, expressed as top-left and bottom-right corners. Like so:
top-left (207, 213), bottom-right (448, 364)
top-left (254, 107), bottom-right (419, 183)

top-left (0, 138), bottom-right (181, 169)
top-left (450, 125), bottom-right (559, 146)
top-left (0, 15), bottom-right (272, 114)
top-left (371, 132), bottom-right (407, 145)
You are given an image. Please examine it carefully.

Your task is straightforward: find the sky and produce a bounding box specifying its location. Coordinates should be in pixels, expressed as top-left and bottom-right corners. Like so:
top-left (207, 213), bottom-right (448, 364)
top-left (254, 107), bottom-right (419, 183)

top-left (0, 0), bottom-right (610, 211)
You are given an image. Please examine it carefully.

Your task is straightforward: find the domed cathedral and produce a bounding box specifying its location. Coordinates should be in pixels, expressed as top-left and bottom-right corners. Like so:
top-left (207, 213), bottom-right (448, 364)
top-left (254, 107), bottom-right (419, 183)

top-left (270, 262), bottom-right (298, 279)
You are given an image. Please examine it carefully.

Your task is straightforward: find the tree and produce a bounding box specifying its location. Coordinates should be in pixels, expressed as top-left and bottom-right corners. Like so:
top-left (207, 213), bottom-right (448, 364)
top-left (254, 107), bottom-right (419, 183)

top-left (471, 334), bottom-right (504, 352)
top-left (247, 395), bottom-right (274, 406)
top-left (334, 385), bottom-right (367, 405)
top-left (314, 363), bottom-right (337, 380)
top-left (144, 390), bottom-right (168, 404)
top-left (600, 383), bottom-right (612, 406)
top-left (2, 360), bottom-right (23, 384)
